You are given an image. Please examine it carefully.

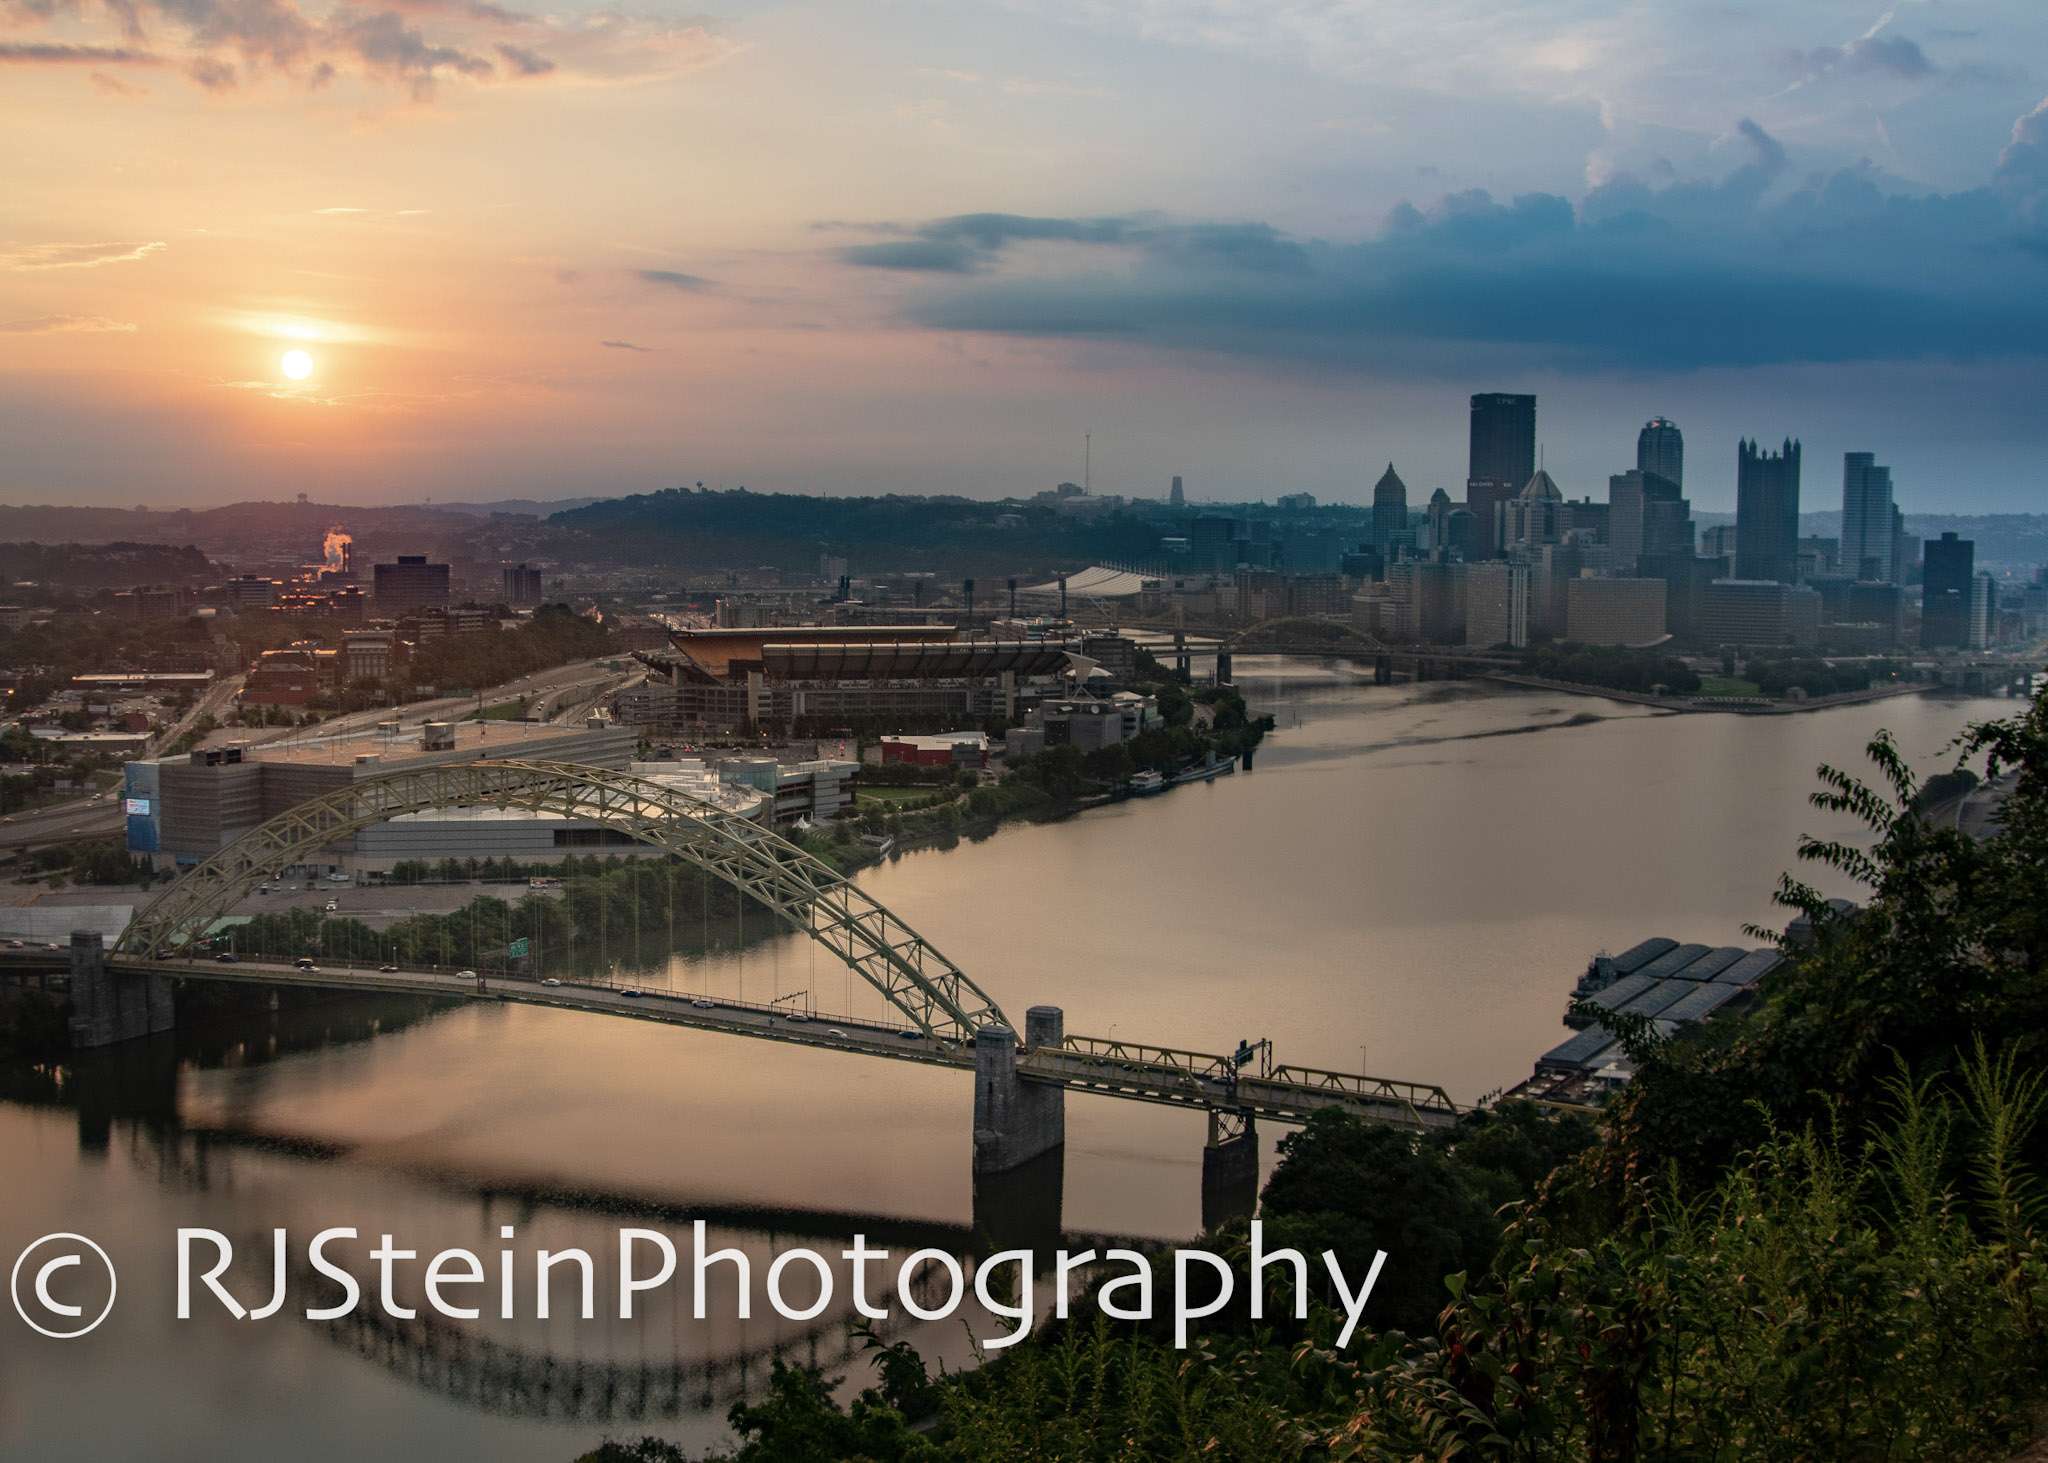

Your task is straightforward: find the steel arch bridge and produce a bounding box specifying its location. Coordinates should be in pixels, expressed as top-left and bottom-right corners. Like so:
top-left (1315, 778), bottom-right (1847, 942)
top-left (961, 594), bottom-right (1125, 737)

top-left (114, 759), bottom-right (1009, 1043)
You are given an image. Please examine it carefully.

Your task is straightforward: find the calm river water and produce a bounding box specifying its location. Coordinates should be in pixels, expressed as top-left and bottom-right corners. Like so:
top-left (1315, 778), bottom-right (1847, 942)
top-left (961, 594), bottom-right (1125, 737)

top-left (0, 668), bottom-right (2016, 1460)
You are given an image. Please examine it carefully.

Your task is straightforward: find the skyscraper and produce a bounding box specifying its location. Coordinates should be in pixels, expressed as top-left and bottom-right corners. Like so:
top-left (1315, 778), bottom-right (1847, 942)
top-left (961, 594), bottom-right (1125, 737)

top-left (1922, 531), bottom-right (1974, 647)
top-left (502, 562), bottom-right (543, 607)
top-left (1372, 463), bottom-right (1408, 559)
top-left (1169, 475), bottom-right (1185, 509)
top-left (1735, 438), bottom-right (1801, 584)
top-left (1637, 417), bottom-right (1683, 488)
top-left (1841, 452), bottom-right (1897, 583)
top-left (1467, 393), bottom-right (1536, 559)
top-left (1426, 487), bottom-right (1453, 553)
top-left (1608, 469), bottom-right (1691, 574)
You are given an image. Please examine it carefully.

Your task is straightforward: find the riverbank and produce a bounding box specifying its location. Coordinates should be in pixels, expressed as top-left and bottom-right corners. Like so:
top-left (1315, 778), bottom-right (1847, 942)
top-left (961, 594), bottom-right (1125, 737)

top-left (1485, 671), bottom-right (1933, 714)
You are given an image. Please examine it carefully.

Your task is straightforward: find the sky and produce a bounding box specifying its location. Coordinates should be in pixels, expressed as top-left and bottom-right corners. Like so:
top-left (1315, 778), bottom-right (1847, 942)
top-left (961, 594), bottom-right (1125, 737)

top-left (3, 0), bottom-right (2047, 513)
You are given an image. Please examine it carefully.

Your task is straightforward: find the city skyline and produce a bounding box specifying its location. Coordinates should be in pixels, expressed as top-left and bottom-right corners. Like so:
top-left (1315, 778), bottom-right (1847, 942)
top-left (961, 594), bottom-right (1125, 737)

top-left (4, 1), bottom-right (2048, 509)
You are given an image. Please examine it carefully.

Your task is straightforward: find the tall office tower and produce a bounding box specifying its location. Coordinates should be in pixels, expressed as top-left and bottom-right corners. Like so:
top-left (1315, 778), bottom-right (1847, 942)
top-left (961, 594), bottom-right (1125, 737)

top-left (1426, 487), bottom-right (1453, 552)
top-left (1190, 515), bottom-right (1239, 572)
top-left (1372, 463), bottom-right (1409, 558)
top-left (1735, 437), bottom-right (1801, 584)
top-left (1169, 475), bottom-right (1185, 508)
top-left (1467, 393), bottom-right (1536, 559)
top-left (373, 554), bottom-right (451, 610)
top-left (1841, 452), bottom-right (1897, 583)
top-left (1607, 469), bottom-right (1690, 574)
top-left (1970, 573), bottom-right (1996, 650)
top-left (1922, 531), bottom-right (1974, 647)
top-left (1637, 417), bottom-right (1683, 488)
top-left (502, 562), bottom-right (543, 607)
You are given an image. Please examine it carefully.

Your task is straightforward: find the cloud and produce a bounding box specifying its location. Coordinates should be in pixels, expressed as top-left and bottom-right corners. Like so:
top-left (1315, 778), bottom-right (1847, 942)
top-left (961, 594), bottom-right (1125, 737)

top-left (1794, 31), bottom-right (1936, 84)
top-left (494, 41), bottom-right (550, 75)
top-left (600, 339), bottom-right (656, 351)
top-left (0, 41), bottom-right (162, 62)
top-left (0, 314), bottom-right (138, 332)
top-left (0, 240), bottom-right (166, 269)
top-left (840, 212), bottom-right (1138, 273)
top-left (636, 269), bottom-right (714, 292)
top-left (89, 68), bottom-right (151, 94)
top-left (837, 112), bottom-right (2048, 375)
top-left (0, 0), bottom-right (736, 98)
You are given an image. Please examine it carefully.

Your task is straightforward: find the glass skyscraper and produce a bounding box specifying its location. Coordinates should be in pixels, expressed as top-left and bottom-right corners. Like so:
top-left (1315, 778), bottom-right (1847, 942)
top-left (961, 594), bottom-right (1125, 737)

top-left (1467, 393), bottom-right (1535, 559)
top-left (1840, 452), bottom-right (1897, 583)
top-left (1636, 417), bottom-right (1683, 488)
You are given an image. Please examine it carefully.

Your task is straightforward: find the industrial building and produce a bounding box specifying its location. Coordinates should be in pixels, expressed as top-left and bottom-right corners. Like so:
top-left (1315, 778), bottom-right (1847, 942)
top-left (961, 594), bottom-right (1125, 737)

top-left (122, 719), bottom-right (669, 871)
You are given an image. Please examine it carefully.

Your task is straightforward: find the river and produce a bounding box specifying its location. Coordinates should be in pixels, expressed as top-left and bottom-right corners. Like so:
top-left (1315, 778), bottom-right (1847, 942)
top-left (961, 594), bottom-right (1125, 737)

top-left (0, 669), bottom-right (2017, 1460)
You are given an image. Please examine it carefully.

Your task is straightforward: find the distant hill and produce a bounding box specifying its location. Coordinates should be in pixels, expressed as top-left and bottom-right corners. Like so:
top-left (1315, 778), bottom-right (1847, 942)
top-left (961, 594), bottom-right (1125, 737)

top-left (0, 541), bottom-right (216, 589)
top-left (549, 487), bottom-right (1170, 576)
top-left (414, 496), bottom-right (612, 518)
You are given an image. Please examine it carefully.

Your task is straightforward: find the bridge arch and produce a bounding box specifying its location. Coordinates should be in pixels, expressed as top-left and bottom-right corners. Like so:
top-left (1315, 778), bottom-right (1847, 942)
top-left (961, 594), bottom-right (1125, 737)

top-left (116, 759), bottom-right (1008, 1042)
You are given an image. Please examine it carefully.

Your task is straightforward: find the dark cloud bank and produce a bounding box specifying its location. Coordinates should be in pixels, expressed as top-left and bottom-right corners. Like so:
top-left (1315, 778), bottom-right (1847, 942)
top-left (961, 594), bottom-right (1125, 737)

top-left (839, 112), bottom-right (2048, 374)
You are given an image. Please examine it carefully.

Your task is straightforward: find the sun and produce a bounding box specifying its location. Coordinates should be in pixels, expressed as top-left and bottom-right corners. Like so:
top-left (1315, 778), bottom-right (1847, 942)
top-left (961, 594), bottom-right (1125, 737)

top-left (280, 349), bottom-right (315, 381)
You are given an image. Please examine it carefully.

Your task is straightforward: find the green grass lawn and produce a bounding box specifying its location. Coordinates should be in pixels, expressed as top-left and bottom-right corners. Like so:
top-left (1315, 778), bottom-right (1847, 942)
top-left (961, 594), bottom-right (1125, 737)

top-left (470, 702), bottom-right (526, 721)
top-left (1695, 676), bottom-right (1765, 698)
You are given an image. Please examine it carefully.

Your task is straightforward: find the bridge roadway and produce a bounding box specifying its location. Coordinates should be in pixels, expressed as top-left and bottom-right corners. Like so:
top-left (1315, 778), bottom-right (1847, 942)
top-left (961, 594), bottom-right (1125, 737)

top-left (73, 951), bottom-right (1459, 1132)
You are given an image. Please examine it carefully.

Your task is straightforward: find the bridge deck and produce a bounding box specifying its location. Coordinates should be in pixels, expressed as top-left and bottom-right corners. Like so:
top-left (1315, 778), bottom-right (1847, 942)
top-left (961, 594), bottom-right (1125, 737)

top-left (95, 955), bottom-right (1459, 1130)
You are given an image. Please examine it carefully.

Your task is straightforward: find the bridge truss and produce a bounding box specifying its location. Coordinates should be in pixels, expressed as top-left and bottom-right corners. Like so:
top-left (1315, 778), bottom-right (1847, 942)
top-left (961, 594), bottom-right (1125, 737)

top-left (114, 759), bottom-right (1009, 1043)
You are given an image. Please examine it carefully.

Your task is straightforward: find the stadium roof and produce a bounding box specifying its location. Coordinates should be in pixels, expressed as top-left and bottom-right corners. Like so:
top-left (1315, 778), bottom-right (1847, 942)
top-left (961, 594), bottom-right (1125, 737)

top-left (1020, 566), bottom-right (1159, 599)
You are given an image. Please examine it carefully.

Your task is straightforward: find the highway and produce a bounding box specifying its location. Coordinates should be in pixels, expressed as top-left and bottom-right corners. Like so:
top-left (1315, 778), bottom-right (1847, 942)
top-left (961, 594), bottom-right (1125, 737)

top-left (0, 793), bottom-right (124, 852)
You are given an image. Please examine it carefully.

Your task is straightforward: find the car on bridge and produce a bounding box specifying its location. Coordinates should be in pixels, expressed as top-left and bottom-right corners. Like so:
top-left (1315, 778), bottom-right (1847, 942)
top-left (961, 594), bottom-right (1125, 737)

top-left (378, 963), bottom-right (398, 972)
top-left (214, 953), bottom-right (237, 963)
top-left (457, 969), bottom-right (478, 981)
top-left (541, 978), bottom-right (562, 987)
top-left (691, 998), bottom-right (715, 1009)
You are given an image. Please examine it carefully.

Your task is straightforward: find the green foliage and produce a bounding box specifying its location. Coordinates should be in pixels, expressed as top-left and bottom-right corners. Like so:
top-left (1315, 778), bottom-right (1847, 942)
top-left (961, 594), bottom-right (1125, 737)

top-left (1522, 643), bottom-right (1702, 695)
top-left (1916, 765), bottom-right (1981, 809)
top-left (1744, 655), bottom-right (1873, 698)
top-left (0, 988), bottom-right (70, 1062)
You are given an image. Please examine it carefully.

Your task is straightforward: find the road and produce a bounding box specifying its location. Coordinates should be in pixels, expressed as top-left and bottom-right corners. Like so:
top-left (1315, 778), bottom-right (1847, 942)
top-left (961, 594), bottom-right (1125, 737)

top-left (0, 794), bottom-right (123, 852)
top-left (220, 656), bottom-right (641, 750)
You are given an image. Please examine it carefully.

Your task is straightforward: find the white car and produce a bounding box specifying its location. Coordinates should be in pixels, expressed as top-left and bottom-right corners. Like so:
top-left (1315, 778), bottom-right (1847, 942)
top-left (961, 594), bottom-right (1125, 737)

top-left (456, 969), bottom-right (478, 980)
top-left (540, 977), bottom-right (562, 987)
top-left (827, 1028), bottom-right (848, 1038)
top-left (690, 998), bottom-right (716, 1010)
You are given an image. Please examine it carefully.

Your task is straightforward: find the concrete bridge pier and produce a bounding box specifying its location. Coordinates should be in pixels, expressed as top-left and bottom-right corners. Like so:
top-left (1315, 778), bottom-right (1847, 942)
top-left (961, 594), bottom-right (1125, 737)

top-left (67, 931), bottom-right (174, 1050)
top-left (1374, 654), bottom-right (1393, 686)
top-left (971, 1006), bottom-right (1065, 1251)
top-left (1200, 1110), bottom-right (1259, 1232)
top-left (1214, 651), bottom-right (1233, 684)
